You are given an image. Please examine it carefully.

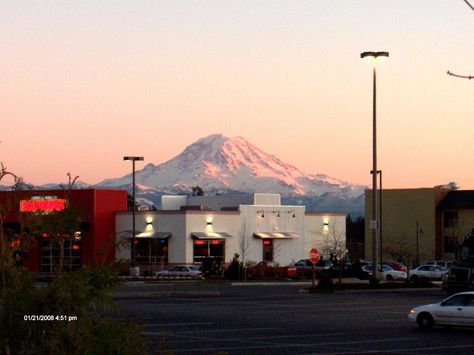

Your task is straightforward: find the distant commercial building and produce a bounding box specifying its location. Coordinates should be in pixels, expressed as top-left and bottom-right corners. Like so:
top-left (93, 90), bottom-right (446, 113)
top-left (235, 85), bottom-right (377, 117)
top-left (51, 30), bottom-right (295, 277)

top-left (0, 189), bottom-right (127, 274)
top-left (116, 193), bottom-right (346, 271)
top-left (0, 189), bottom-right (347, 275)
top-left (365, 187), bottom-right (474, 264)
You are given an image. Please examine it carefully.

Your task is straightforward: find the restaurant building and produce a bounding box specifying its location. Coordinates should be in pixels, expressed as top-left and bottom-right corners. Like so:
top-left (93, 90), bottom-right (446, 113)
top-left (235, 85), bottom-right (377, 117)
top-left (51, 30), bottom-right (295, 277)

top-left (0, 189), bottom-right (127, 274)
top-left (115, 193), bottom-right (346, 272)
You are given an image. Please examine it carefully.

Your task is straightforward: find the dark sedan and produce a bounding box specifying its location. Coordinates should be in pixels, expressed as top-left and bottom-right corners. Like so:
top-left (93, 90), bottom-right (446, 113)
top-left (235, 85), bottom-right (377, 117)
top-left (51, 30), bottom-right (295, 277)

top-left (294, 259), bottom-right (333, 278)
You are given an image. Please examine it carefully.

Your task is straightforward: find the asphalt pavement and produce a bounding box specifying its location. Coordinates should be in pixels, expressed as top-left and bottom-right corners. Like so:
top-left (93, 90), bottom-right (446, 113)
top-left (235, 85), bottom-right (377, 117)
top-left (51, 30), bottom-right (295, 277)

top-left (113, 280), bottom-right (473, 354)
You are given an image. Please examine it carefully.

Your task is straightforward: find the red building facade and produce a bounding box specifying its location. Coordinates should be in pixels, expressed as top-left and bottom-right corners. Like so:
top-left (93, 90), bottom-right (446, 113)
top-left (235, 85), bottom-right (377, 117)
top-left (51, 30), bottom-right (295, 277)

top-left (0, 189), bottom-right (127, 274)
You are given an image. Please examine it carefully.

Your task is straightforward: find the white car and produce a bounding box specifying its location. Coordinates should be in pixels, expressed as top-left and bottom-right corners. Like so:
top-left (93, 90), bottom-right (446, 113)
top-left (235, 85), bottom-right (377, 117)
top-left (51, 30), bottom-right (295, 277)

top-left (409, 265), bottom-right (447, 283)
top-left (408, 292), bottom-right (474, 329)
top-left (362, 264), bottom-right (407, 281)
top-left (156, 265), bottom-right (203, 279)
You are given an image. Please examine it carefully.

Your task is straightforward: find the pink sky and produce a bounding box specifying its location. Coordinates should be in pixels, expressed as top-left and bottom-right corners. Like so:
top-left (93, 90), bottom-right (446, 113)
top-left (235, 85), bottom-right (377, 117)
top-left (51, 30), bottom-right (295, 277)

top-left (1, 1), bottom-right (473, 189)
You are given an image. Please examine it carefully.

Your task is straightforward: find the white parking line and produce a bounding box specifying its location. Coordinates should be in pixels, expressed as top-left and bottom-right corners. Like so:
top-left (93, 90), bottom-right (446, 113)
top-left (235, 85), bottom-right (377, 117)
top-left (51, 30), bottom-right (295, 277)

top-left (152, 332), bottom-right (348, 345)
top-left (141, 326), bottom-right (278, 336)
top-left (167, 336), bottom-right (421, 353)
top-left (143, 322), bottom-right (212, 327)
top-left (306, 343), bottom-right (474, 354)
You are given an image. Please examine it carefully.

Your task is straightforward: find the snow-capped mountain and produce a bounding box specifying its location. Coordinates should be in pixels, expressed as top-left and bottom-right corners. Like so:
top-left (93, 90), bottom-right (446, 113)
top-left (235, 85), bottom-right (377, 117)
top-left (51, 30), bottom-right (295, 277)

top-left (98, 134), bottom-right (366, 201)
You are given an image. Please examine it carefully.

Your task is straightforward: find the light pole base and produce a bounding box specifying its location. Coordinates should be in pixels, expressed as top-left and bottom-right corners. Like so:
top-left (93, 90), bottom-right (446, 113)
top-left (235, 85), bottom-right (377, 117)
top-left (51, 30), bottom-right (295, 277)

top-left (129, 266), bottom-right (140, 277)
top-left (369, 276), bottom-right (379, 287)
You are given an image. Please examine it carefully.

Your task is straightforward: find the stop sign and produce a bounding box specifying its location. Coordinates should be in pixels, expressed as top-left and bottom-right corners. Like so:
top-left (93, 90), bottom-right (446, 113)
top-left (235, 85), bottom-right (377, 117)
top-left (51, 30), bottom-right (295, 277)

top-left (309, 248), bottom-right (320, 264)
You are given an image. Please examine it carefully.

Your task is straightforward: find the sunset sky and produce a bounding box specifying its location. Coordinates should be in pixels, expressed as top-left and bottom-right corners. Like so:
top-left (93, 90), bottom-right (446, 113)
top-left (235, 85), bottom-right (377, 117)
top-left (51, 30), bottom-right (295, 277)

top-left (1, 1), bottom-right (473, 189)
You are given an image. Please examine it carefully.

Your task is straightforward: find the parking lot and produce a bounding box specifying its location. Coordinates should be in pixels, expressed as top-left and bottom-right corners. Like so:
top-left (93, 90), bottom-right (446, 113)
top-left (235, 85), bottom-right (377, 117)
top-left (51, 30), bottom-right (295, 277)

top-left (115, 282), bottom-right (474, 354)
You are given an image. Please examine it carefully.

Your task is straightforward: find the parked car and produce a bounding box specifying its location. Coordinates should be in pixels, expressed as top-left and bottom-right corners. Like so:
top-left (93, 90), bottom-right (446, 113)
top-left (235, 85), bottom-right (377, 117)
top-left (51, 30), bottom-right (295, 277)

top-left (362, 264), bottom-right (407, 281)
top-left (409, 265), bottom-right (447, 283)
top-left (294, 259), bottom-right (333, 277)
top-left (324, 262), bottom-right (356, 279)
top-left (156, 265), bottom-right (203, 279)
top-left (246, 261), bottom-right (297, 279)
top-left (408, 291), bottom-right (474, 329)
top-left (383, 261), bottom-right (408, 273)
top-left (426, 260), bottom-right (454, 270)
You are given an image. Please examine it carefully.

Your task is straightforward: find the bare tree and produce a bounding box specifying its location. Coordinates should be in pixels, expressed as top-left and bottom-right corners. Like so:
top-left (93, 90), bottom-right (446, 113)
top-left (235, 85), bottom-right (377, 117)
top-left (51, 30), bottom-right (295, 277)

top-left (322, 223), bottom-right (347, 284)
top-left (0, 163), bottom-right (22, 297)
top-left (383, 232), bottom-right (418, 282)
top-left (22, 173), bottom-right (82, 276)
top-left (384, 236), bottom-right (416, 267)
top-left (447, 1), bottom-right (474, 79)
top-left (238, 219), bottom-right (251, 280)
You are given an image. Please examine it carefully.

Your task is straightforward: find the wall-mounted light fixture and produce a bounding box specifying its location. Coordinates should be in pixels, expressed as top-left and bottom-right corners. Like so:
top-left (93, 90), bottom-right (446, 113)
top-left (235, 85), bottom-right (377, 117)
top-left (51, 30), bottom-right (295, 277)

top-left (257, 209), bottom-right (295, 218)
top-left (144, 218), bottom-right (154, 232)
top-left (323, 219), bottom-right (329, 232)
top-left (205, 217), bottom-right (214, 232)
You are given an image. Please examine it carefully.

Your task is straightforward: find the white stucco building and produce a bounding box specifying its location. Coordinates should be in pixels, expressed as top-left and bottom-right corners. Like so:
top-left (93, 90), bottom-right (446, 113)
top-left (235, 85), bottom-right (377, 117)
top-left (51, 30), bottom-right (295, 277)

top-left (116, 193), bottom-right (346, 269)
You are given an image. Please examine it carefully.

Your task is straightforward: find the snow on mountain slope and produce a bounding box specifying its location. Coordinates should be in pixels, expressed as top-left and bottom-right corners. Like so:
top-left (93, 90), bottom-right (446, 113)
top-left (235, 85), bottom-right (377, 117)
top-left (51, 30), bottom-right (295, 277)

top-left (98, 134), bottom-right (366, 198)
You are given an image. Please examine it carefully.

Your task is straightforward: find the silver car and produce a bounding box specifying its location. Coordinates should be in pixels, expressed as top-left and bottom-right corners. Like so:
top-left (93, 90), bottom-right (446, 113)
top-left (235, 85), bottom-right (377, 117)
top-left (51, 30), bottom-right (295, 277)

top-left (362, 264), bottom-right (407, 281)
top-left (408, 292), bottom-right (474, 329)
top-left (156, 265), bottom-right (203, 279)
top-left (409, 265), bottom-right (447, 283)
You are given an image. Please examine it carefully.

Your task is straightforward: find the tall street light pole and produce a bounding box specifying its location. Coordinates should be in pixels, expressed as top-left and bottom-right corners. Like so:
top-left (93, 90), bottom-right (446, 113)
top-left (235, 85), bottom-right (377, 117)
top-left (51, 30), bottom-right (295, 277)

top-left (379, 170), bottom-right (383, 268)
top-left (361, 51), bottom-right (389, 285)
top-left (371, 169), bottom-right (383, 268)
top-left (123, 156), bottom-right (144, 272)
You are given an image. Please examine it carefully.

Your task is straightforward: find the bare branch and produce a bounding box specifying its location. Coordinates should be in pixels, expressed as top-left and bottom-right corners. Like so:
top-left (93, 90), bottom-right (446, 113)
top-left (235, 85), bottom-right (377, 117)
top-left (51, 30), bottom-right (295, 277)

top-left (465, 0), bottom-right (474, 11)
top-left (447, 71), bottom-right (474, 80)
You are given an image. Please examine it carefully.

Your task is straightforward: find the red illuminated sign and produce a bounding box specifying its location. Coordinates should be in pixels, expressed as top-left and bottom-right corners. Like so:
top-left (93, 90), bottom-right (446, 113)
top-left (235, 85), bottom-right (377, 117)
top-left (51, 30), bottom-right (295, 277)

top-left (20, 199), bottom-right (66, 213)
top-left (9, 240), bottom-right (21, 248)
top-left (194, 240), bottom-right (205, 245)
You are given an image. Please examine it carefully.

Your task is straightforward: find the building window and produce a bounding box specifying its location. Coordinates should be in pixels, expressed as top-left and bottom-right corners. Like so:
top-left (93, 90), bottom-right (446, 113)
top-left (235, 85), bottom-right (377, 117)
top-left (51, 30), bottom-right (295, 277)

top-left (193, 240), bottom-right (224, 262)
top-left (262, 239), bottom-right (273, 262)
top-left (443, 236), bottom-right (458, 253)
top-left (135, 238), bottom-right (168, 264)
top-left (444, 210), bottom-right (458, 228)
top-left (40, 238), bottom-right (81, 273)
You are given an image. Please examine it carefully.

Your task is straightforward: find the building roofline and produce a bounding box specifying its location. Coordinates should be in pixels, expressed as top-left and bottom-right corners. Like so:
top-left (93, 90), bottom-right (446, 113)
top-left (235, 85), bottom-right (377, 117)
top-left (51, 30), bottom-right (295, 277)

top-left (305, 212), bottom-right (347, 216)
top-left (115, 210), bottom-right (241, 216)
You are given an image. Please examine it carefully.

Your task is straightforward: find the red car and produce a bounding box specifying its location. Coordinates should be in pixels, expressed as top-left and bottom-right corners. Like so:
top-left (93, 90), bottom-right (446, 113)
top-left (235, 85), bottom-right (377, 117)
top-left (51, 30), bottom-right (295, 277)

top-left (247, 261), bottom-right (297, 279)
top-left (384, 262), bottom-right (408, 273)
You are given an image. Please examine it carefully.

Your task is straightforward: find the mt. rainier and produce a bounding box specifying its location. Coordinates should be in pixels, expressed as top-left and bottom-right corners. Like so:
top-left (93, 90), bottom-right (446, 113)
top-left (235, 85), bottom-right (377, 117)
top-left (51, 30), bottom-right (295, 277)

top-left (98, 134), bottom-right (366, 214)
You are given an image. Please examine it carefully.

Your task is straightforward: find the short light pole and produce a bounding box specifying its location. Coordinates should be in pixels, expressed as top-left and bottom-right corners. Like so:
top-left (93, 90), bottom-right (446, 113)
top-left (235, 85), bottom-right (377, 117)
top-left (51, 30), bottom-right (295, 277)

top-left (361, 51), bottom-right (389, 285)
top-left (416, 220), bottom-right (423, 267)
top-left (123, 156), bottom-right (144, 273)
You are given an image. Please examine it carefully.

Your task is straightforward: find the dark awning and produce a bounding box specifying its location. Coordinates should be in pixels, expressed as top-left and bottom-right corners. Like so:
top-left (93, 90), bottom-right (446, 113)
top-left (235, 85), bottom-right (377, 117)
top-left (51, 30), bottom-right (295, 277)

top-left (191, 232), bottom-right (233, 240)
top-left (253, 232), bottom-right (300, 239)
top-left (135, 232), bottom-right (171, 239)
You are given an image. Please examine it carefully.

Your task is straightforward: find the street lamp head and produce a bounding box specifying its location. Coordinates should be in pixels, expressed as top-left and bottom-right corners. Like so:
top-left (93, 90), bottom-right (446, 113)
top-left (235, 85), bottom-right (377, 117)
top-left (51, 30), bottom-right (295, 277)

top-left (361, 52), bottom-right (389, 66)
top-left (123, 156), bottom-right (144, 161)
top-left (360, 51), bottom-right (389, 59)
